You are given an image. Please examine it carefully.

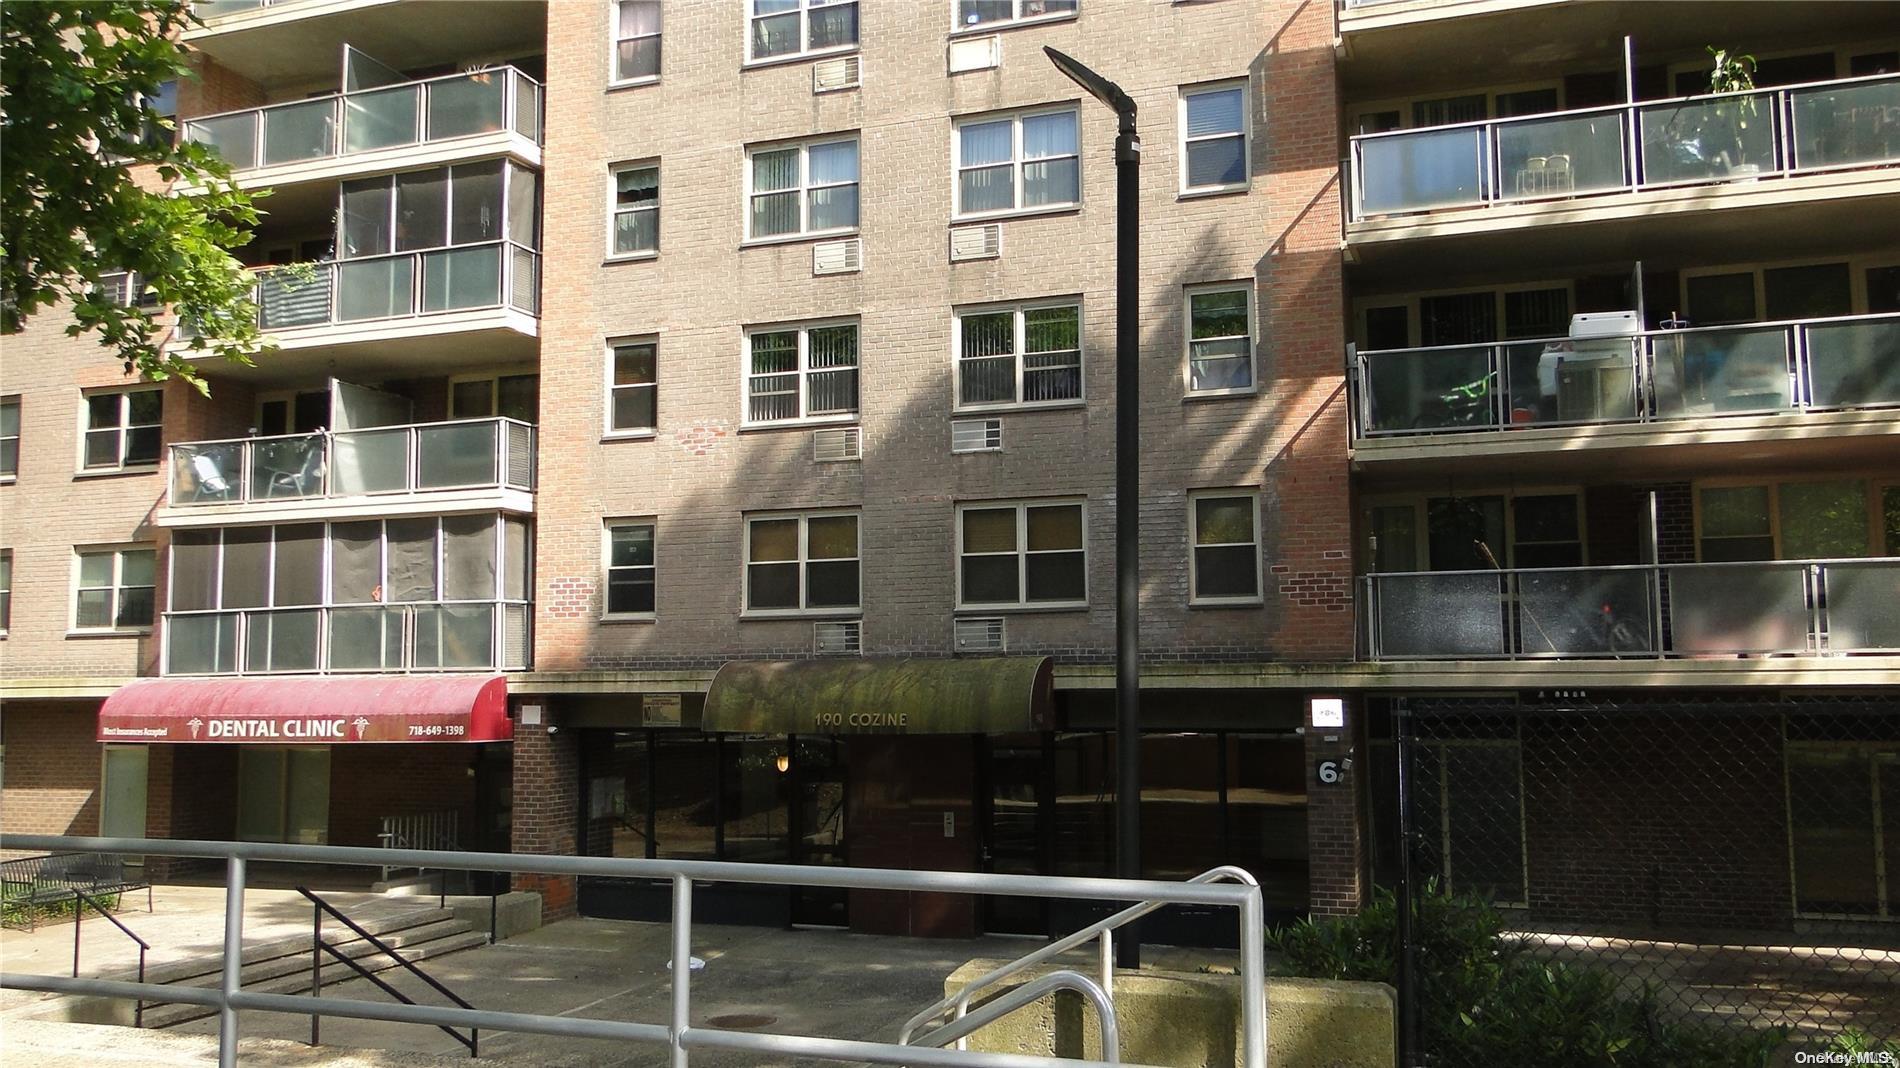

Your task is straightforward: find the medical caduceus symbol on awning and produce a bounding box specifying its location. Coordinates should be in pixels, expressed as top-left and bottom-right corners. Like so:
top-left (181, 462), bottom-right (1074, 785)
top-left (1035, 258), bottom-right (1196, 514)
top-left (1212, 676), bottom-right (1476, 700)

top-left (187, 717), bottom-right (204, 739)
top-left (351, 717), bottom-right (371, 740)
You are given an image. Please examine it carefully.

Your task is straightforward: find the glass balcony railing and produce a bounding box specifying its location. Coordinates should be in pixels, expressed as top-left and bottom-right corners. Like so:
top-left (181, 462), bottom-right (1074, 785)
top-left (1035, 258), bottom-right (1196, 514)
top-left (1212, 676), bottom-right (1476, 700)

top-left (182, 67), bottom-right (542, 172)
top-left (167, 417), bottom-right (536, 507)
top-left (237, 241), bottom-right (540, 337)
top-left (1353, 312), bottom-right (1899, 438)
top-left (1349, 72), bottom-right (1900, 220)
top-left (1361, 558), bottom-right (1899, 660)
top-left (164, 601), bottom-right (532, 675)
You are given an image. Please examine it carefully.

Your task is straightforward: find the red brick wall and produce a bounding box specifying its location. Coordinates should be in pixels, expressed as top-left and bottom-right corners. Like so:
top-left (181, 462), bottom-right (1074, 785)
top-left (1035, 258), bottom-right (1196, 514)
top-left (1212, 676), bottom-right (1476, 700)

top-left (1304, 695), bottom-right (1364, 918)
top-left (326, 745), bottom-right (478, 849)
top-left (0, 702), bottom-right (102, 839)
top-left (511, 710), bottom-right (578, 919)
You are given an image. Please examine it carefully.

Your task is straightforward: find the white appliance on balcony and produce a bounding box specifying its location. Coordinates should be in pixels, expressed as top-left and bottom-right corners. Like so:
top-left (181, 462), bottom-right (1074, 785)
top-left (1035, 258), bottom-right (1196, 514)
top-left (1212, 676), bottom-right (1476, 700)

top-left (1545, 311), bottom-right (1641, 422)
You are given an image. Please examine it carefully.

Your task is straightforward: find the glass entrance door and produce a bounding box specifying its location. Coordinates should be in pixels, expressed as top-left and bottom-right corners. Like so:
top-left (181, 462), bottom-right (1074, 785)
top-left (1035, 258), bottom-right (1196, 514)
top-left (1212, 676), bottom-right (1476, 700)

top-left (236, 746), bottom-right (331, 844)
top-left (101, 746), bottom-right (149, 869)
top-left (791, 736), bottom-right (847, 926)
top-left (982, 734), bottom-right (1050, 936)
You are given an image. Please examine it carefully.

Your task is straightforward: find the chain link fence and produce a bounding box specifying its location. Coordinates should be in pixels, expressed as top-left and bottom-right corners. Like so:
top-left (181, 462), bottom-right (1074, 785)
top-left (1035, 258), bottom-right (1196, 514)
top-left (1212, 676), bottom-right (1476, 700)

top-left (1370, 694), bottom-right (1900, 1066)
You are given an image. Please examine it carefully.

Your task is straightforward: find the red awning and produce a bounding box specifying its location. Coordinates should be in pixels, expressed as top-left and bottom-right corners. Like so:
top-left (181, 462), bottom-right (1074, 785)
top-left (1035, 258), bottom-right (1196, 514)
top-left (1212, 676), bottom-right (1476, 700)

top-left (98, 675), bottom-right (512, 744)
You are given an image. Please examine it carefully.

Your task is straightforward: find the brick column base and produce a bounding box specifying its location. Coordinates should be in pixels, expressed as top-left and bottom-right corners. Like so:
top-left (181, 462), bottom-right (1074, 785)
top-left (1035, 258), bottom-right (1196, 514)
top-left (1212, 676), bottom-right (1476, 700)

top-left (510, 715), bottom-right (579, 921)
top-left (1305, 694), bottom-right (1366, 919)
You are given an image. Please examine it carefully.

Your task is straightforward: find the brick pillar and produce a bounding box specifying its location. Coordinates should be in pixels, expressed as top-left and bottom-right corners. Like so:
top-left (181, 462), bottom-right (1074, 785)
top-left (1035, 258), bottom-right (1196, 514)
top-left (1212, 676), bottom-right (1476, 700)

top-left (510, 717), bottom-right (579, 921)
top-left (1304, 694), bottom-right (1365, 919)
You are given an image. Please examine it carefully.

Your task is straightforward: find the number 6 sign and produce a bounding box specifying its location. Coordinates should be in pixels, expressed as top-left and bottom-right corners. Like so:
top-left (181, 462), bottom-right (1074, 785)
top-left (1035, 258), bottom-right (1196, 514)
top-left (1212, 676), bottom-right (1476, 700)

top-left (1317, 760), bottom-right (1341, 784)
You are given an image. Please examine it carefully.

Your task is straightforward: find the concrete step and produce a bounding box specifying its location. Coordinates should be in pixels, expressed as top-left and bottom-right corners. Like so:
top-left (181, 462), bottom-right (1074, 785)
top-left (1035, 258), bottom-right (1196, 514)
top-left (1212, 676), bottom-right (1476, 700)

top-left (126, 901), bottom-right (456, 986)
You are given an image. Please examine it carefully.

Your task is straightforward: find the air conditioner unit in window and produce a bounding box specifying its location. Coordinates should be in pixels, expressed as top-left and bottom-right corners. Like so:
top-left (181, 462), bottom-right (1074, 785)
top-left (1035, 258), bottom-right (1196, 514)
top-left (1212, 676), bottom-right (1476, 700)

top-left (953, 617), bottom-right (1005, 654)
top-left (949, 224), bottom-right (1001, 263)
top-left (948, 35), bottom-right (1000, 74)
top-left (812, 426), bottom-right (862, 462)
top-left (813, 55), bottom-right (861, 93)
top-left (813, 237), bottom-right (862, 276)
top-left (950, 418), bottom-right (1002, 453)
top-left (814, 620), bottom-right (862, 656)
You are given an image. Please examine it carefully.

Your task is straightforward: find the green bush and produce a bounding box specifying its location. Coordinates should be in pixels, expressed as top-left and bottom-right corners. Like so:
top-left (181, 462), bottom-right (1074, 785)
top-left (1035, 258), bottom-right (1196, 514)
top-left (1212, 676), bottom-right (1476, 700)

top-left (1270, 884), bottom-right (1786, 1067)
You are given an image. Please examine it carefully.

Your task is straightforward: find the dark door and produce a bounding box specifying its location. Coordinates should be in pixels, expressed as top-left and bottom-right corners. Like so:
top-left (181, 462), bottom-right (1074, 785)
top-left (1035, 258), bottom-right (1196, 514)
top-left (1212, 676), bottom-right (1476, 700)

top-left (791, 736), bottom-right (848, 926)
top-left (981, 734), bottom-right (1052, 936)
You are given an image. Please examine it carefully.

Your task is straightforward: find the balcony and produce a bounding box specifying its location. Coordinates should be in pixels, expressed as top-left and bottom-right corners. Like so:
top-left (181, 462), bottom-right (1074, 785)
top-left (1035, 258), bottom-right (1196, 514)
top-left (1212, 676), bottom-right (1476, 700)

top-left (1361, 558), bottom-right (1900, 660)
top-left (163, 601), bottom-right (532, 676)
top-left (181, 67), bottom-right (542, 187)
top-left (1347, 72), bottom-right (1900, 235)
top-left (161, 417), bottom-right (535, 525)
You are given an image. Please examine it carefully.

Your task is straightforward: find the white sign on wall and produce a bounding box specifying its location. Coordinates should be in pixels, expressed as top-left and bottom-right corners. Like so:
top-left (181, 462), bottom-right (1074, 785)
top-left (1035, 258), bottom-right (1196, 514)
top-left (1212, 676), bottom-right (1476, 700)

top-left (1310, 698), bottom-right (1345, 729)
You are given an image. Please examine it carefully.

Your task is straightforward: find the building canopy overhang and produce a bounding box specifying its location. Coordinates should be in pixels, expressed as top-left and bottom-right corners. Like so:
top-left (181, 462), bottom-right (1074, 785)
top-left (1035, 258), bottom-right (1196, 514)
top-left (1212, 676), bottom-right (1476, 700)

top-left (701, 657), bottom-right (1053, 735)
top-left (97, 675), bottom-right (512, 744)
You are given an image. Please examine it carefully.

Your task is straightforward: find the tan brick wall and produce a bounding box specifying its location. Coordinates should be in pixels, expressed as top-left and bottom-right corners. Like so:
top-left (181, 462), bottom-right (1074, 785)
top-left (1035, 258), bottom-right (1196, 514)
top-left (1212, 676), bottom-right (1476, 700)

top-left (0, 702), bottom-right (103, 837)
top-left (533, 0), bottom-right (1350, 673)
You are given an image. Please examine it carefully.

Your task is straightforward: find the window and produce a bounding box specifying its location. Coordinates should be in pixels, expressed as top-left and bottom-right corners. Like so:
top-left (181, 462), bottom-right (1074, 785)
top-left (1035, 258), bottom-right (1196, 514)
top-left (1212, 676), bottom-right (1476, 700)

top-left (1698, 481), bottom-right (1874, 562)
top-left (81, 387), bottom-right (162, 470)
top-left (1, 396), bottom-right (17, 478)
top-left (958, 500), bottom-right (1086, 608)
top-left (749, 0), bottom-right (858, 63)
top-left (1184, 285), bottom-right (1253, 394)
top-left (0, 549), bottom-right (11, 632)
top-left (605, 521), bottom-right (656, 617)
top-left (613, 1), bottom-right (661, 83)
top-left (1787, 742), bottom-right (1899, 918)
top-left (954, 108), bottom-right (1079, 217)
top-left (610, 164), bottom-right (659, 255)
top-left (955, 301), bottom-right (1081, 409)
top-left (1180, 83), bottom-right (1248, 193)
top-left (74, 547), bottom-right (155, 631)
top-left (746, 137), bottom-right (859, 241)
top-left (954, 0), bottom-right (1076, 30)
top-left (450, 373), bottom-right (539, 421)
top-left (1510, 494), bottom-right (1583, 568)
top-left (97, 270), bottom-right (160, 309)
top-left (744, 322), bottom-right (859, 425)
top-left (745, 512), bottom-right (860, 614)
top-left (1190, 492), bottom-right (1260, 603)
top-left (609, 340), bottom-right (658, 433)
top-left (141, 80), bottom-right (177, 149)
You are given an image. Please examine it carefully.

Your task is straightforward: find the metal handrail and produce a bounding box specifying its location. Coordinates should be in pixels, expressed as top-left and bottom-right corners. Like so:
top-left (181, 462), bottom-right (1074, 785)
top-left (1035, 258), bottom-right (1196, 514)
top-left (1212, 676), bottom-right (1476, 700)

top-left (914, 971), bottom-right (1120, 1062)
top-left (0, 835), bottom-right (1267, 1068)
top-left (1364, 556), bottom-right (1893, 581)
top-left (299, 887), bottom-right (476, 1056)
top-left (70, 887), bottom-right (150, 1028)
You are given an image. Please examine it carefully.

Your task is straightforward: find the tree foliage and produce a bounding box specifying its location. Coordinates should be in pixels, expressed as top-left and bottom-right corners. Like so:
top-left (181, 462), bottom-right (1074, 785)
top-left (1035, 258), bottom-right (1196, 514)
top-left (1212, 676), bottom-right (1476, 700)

top-left (1, 0), bottom-right (267, 389)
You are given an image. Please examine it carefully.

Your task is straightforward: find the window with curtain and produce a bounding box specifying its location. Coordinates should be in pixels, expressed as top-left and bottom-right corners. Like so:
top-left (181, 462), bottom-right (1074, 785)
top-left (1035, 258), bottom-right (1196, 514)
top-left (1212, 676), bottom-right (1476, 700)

top-left (611, 164), bottom-right (658, 255)
top-left (955, 302), bottom-right (1081, 409)
top-left (1181, 83), bottom-right (1248, 193)
top-left (614, 0), bottom-right (661, 82)
top-left (749, 0), bottom-right (858, 62)
top-left (955, 0), bottom-right (1075, 29)
top-left (746, 137), bottom-right (859, 240)
top-left (955, 109), bottom-right (1079, 217)
top-left (744, 322), bottom-right (859, 424)
top-left (745, 512), bottom-right (860, 613)
top-left (958, 500), bottom-right (1087, 608)
top-left (1190, 492), bottom-right (1260, 603)
top-left (1185, 285), bottom-right (1254, 393)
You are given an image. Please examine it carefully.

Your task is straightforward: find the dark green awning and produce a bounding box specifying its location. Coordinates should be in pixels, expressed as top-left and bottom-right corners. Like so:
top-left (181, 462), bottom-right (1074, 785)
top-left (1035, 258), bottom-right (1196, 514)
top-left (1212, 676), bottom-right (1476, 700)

top-left (701, 657), bottom-right (1053, 735)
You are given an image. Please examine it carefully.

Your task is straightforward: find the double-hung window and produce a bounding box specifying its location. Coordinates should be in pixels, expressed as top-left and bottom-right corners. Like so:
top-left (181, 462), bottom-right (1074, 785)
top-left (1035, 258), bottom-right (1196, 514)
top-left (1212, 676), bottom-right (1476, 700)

top-left (1189, 492), bottom-right (1261, 604)
top-left (1, 396), bottom-right (18, 478)
top-left (613, 1), bottom-right (661, 83)
top-left (954, 0), bottom-right (1076, 30)
top-left (955, 108), bottom-right (1079, 217)
top-left (1184, 284), bottom-right (1255, 394)
top-left (82, 387), bottom-right (162, 471)
top-left (955, 301), bottom-right (1081, 409)
top-left (958, 500), bottom-right (1087, 609)
top-left (1180, 82), bottom-right (1248, 194)
top-left (745, 512), bottom-right (860, 614)
top-left (609, 340), bottom-right (658, 433)
top-left (0, 550), bottom-right (12, 632)
top-left (747, 137), bottom-right (859, 241)
top-left (605, 521), bottom-right (657, 617)
top-left (74, 546), bottom-right (156, 631)
top-left (745, 321), bottom-right (859, 425)
top-left (611, 164), bottom-right (659, 256)
top-left (749, 0), bottom-right (859, 63)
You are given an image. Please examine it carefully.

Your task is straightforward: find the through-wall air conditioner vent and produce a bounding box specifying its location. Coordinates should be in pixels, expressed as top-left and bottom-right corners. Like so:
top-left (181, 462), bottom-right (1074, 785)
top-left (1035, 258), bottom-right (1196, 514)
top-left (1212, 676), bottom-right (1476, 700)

top-left (813, 237), bottom-right (862, 276)
top-left (950, 418), bottom-right (1002, 453)
top-left (948, 35), bottom-right (1001, 74)
top-left (949, 224), bottom-right (1001, 262)
top-left (813, 54), bottom-right (861, 93)
top-left (814, 620), bottom-right (862, 656)
top-left (953, 617), bottom-right (1006, 654)
top-left (812, 426), bottom-right (862, 462)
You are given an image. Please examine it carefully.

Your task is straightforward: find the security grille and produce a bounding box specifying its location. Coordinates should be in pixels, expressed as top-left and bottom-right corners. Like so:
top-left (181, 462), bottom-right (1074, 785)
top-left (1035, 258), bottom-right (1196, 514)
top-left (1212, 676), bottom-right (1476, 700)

top-left (950, 418), bottom-right (1002, 453)
top-left (949, 224), bottom-right (1001, 262)
top-left (813, 620), bottom-right (861, 656)
top-left (953, 617), bottom-right (1005, 654)
top-left (812, 427), bottom-right (862, 462)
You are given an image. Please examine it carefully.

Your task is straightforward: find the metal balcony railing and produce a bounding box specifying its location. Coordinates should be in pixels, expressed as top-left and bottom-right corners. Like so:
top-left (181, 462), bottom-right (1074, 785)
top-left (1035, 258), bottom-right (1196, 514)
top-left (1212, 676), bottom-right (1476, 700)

top-left (244, 242), bottom-right (541, 333)
top-left (1349, 71), bottom-right (1900, 220)
top-left (182, 66), bottom-right (542, 171)
top-left (193, 0), bottom-right (301, 17)
top-left (167, 417), bottom-right (536, 507)
top-left (1359, 558), bottom-right (1900, 660)
top-left (163, 600), bottom-right (533, 676)
top-left (1352, 312), bottom-right (1900, 438)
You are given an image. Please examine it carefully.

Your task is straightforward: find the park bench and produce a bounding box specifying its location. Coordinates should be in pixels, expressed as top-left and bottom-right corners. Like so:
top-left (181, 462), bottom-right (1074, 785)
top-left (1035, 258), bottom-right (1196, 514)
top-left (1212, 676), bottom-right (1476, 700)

top-left (0, 851), bottom-right (153, 930)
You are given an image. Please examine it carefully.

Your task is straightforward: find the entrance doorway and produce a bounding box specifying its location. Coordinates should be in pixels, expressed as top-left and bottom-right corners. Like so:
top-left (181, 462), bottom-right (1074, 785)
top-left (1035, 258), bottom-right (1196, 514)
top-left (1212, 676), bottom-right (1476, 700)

top-left (236, 747), bottom-right (331, 844)
top-left (101, 745), bottom-right (149, 869)
top-left (981, 734), bottom-right (1051, 936)
top-left (791, 736), bottom-right (847, 926)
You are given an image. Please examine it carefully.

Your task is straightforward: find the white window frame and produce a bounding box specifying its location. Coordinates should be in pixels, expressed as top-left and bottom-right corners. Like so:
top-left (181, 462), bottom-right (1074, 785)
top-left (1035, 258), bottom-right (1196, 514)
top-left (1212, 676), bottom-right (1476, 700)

top-left (952, 105), bottom-right (1081, 220)
top-left (0, 548), bottom-right (12, 635)
top-left (71, 544), bottom-right (157, 634)
top-left (741, 319), bottom-right (861, 428)
top-left (745, 0), bottom-right (861, 66)
top-left (743, 135), bottom-right (860, 244)
top-left (742, 510), bottom-right (862, 618)
top-left (1183, 282), bottom-right (1256, 397)
top-left (1178, 81), bottom-right (1250, 196)
top-left (952, 298), bottom-right (1084, 412)
top-left (950, 0), bottom-right (1078, 34)
top-left (955, 498), bottom-right (1089, 611)
top-left (607, 161), bottom-right (660, 259)
top-left (602, 519), bottom-right (658, 621)
top-left (610, 0), bottom-right (662, 86)
top-left (605, 337), bottom-right (659, 438)
top-left (1187, 490), bottom-right (1263, 606)
top-left (1, 395), bottom-right (19, 482)
top-left (77, 385), bottom-right (162, 474)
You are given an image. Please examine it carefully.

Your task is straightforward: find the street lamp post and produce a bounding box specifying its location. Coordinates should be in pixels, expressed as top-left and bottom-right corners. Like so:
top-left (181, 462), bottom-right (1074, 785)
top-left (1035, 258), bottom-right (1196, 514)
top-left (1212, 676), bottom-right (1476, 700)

top-left (1045, 46), bottom-right (1143, 970)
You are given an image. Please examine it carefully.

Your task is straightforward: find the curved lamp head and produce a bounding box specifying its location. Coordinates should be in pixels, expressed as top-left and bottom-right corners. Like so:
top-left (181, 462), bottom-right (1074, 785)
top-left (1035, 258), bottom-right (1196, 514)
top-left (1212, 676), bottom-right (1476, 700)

top-left (1044, 46), bottom-right (1137, 124)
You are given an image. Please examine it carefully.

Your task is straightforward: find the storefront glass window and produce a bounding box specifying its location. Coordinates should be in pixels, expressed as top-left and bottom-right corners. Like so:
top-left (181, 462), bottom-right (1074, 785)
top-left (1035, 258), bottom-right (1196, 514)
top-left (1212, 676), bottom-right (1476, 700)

top-left (722, 735), bottom-right (790, 862)
top-left (1226, 733), bottom-right (1309, 911)
top-left (1140, 733), bottom-right (1222, 880)
top-left (653, 734), bottom-right (717, 860)
top-left (1052, 732), bottom-right (1115, 877)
